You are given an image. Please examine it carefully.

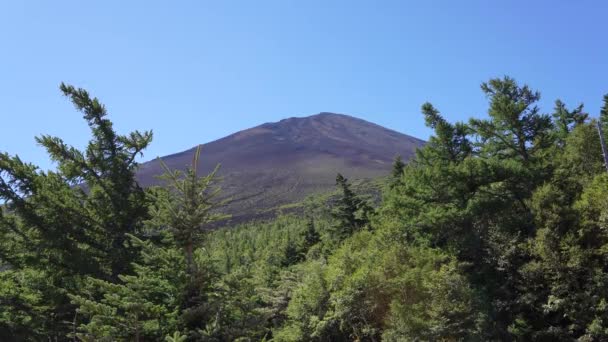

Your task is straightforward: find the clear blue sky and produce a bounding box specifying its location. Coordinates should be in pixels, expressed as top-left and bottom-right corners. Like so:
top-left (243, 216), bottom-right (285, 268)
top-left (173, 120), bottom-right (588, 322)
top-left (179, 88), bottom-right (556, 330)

top-left (1, 1), bottom-right (607, 171)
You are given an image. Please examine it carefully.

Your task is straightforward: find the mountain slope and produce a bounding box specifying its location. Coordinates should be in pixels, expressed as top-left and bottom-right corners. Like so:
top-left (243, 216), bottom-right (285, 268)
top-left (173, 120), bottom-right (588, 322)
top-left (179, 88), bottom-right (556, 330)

top-left (137, 112), bottom-right (425, 223)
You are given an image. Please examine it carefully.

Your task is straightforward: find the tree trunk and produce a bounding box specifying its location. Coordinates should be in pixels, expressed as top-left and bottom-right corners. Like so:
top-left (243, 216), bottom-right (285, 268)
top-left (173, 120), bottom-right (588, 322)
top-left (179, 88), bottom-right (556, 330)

top-left (598, 120), bottom-right (608, 173)
top-left (186, 241), bottom-right (194, 274)
top-left (134, 314), bottom-right (140, 342)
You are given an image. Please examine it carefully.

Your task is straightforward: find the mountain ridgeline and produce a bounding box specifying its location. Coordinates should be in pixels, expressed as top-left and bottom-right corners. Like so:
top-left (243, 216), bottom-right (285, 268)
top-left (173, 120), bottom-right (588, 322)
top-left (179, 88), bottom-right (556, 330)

top-left (137, 112), bottom-right (425, 223)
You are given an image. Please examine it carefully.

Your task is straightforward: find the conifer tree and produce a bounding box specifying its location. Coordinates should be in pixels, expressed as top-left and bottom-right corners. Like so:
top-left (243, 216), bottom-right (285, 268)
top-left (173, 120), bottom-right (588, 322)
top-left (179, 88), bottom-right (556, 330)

top-left (282, 238), bottom-right (300, 267)
top-left (0, 84), bottom-right (152, 337)
top-left (5, 76), bottom-right (608, 341)
top-left (300, 217), bottom-right (320, 253)
top-left (600, 94), bottom-right (608, 130)
top-left (471, 76), bottom-right (553, 163)
top-left (165, 331), bottom-right (188, 342)
top-left (328, 174), bottom-right (371, 243)
top-left (552, 99), bottom-right (587, 143)
top-left (145, 146), bottom-right (230, 335)
top-left (151, 145), bottom-right (229, 275)
top-left (285, 217), bottom-right (322, 263)
top-left (70, 234), bottom-right (185, 341)
top-left (389, 155), bottom-right (405, 188)
top-left (420, 103), bottom-right (471, 163)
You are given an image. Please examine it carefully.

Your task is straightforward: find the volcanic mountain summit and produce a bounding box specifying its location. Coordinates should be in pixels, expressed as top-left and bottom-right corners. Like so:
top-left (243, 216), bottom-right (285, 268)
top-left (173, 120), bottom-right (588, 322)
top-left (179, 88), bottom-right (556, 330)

top-left (137, 112), bottom-right (425, 223)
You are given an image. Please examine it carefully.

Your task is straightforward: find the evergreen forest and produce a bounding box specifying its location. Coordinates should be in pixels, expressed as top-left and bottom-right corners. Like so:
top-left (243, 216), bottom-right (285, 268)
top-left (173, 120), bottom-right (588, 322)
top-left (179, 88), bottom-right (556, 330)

top-left (2, 77), bottom-right (608, 341)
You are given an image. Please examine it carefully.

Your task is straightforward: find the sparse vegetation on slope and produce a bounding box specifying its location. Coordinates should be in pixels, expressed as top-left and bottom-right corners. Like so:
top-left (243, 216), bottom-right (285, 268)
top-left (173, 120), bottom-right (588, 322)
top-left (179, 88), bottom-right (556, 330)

top-left (137, 112), bottom-right (424, 224)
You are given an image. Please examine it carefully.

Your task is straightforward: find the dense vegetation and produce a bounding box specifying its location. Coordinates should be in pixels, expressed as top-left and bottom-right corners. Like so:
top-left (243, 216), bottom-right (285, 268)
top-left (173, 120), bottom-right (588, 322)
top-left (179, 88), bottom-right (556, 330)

top-left (1, 77), bottom-right (608, 341)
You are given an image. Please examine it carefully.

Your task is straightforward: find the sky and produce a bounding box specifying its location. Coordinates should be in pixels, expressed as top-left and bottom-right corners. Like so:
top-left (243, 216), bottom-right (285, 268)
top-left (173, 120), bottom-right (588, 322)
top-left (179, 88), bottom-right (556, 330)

top-left (1, 1), bottom-right (608, 171)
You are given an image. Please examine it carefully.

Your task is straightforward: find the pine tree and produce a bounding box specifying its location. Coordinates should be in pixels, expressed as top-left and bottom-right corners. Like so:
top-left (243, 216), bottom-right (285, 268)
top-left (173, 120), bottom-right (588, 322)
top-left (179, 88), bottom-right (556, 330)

top-left (600, 94), bottom-right (608, 130)
top-left (599, 95), bottom-right (608, 173)
top-left (70, 234), bottom-right (185, 341)
top-left (146, 145), bottom-right (230, 335)
top-left (420, 102), bottom-right (471, 163)
top-left (389, 155), bottom-right (405, 188)
top-left (328, 174), bottom-right (371, 243)
top-left (281, 238), bottom-right (300, 267)
top-left (471, 76), bottom-right (553, 163)
top-left (291, 217), bottom-right (321, 262)
top-left (165, 331), bottom-right (188, 342)
top-left (552, 99), bottom-right (587, 144)
top-left (0, 84), bottom-right (152, 338)
top-left (301, 217), bottom-right (320, 251)
top-left (151, 145), bottom-right (229, 275)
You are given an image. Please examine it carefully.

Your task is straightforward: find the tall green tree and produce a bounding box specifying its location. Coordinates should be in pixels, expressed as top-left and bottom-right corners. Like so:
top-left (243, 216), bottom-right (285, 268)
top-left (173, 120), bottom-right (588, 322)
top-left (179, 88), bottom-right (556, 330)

top-left (150, 145), bottom-right (228, 275)
top-left (298, 217), bottom-right (320, 259)
top-left (4, 76), bottom-right (608, 341)
top-left (382, 77), bottom-right (562, 338)
top-left (0, 84), bottom-right (152, 338)
top-left (389, 155), bottom-right (405, 188)
top-left (420, 102), bottom-right (472, 163)
top-left (471, 76), bottom-right (553, 163)
top-left (327, 174), bottom-right (371, 243)
top-left (72, 146), bottom-right (230, 340)
top-left (552, 99), bottom-right (587, 144)
top-left (600, 94), bottom-right (608, 130)
top-left (70, 234), bottom-right (184, 341)
top-left (149, 146), bottom-right (232, 337)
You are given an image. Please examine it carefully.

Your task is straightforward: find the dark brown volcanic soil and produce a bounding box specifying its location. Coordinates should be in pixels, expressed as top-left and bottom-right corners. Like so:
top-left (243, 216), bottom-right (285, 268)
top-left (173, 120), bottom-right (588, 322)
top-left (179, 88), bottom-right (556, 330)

top-left (136, 112), bottom-right (425, 223)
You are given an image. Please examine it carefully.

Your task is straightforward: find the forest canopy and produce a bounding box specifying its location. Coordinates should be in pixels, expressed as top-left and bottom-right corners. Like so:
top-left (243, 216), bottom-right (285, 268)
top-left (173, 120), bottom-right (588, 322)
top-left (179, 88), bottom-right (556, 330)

top-left (1, 76), bottom-right (608, 341)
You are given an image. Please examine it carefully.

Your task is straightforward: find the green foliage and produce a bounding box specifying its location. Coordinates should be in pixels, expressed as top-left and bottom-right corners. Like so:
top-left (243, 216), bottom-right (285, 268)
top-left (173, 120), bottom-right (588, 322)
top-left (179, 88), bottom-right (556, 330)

top-left (71, 146), bottom-right (231, 341)
top-left (275, 230), bottom-right (477, 341)
top-left (472, 76), bottom-right (553, 163)
top-left (389, 155), bottom-right (405, 188)
top-left (273, 260), bottom-right (330, 341)
top-left (3, 78), bottom-right (608, 341)
top-left (421, 102), bottom-right (472, 163)
top-left (166, 331), bottom-right (188, 342)
top-left (601, 94), bottom-right (608, 130)
top-left (151, 144), bottom-right (229, 274)
top-left (552, 99), bottom-right (587, 143)
top-left (0, 84), bottom-right (152, 338)
top-left (201, 215), bottom-right (326, 340)
top-left (381, 77), bottom-right (608, 340)
top-left (0, 268), bottom-right (51, 340)
top-left (298, 217), bottom-right (320, 260)
top-left (327, 173), bottom-right (372, 244)
top-left (70, 234), bottom-right (184, 340)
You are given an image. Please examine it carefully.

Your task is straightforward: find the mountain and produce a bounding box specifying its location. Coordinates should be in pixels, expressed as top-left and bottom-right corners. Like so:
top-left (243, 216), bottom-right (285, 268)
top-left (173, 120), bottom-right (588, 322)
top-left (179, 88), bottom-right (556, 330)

top-left (136, 112), bottom-right (425, 223)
